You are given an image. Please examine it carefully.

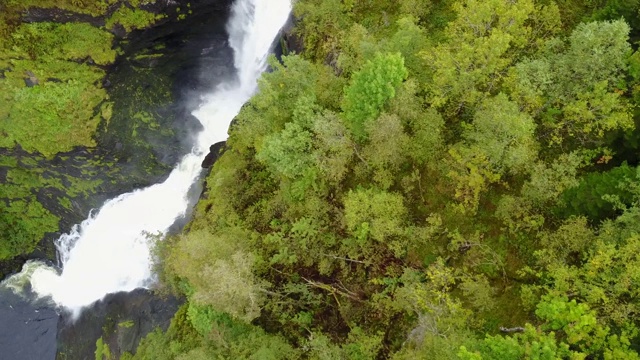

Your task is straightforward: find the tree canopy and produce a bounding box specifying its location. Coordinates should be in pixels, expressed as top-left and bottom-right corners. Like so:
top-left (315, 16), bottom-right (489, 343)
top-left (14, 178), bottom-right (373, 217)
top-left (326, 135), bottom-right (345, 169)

top-left (135, 0), bottom-right (640, 358)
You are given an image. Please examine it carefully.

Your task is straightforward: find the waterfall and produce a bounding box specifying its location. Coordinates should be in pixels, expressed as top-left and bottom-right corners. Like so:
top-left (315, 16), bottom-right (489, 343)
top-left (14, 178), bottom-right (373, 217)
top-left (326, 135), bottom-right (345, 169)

top-left (7, 0), bottom-right (291, 317)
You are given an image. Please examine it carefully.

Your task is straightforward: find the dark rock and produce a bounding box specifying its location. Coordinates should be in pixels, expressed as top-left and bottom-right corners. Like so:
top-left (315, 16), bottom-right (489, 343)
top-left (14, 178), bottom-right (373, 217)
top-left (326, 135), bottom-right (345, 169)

top-left (201, 140), bottom-right (226, 168)
top-left (22, 7), bottom-right (105, 27)
top-left (0, 290), bottom-right (58, 360)
top-left (282, 29), bottom-right (304, 55)
top-left (57, 288), bottom-right (181, 360)
top-left (276, 15), bottom-right (303, 58)
top-left (24, 77), bottom-right (39, 87)
top-left (110, 23), bottom-right (128, 39)
top-left (96, 0), bottom-right (234, 169)
top-left (46, 77), bottom-right (62, 83)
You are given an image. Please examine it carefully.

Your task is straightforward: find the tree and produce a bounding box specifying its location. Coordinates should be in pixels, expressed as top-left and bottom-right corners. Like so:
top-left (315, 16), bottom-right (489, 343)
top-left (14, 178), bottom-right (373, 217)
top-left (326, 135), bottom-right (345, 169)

top-left (381, 17), bottom-right (430, 85)
top-left (230, 55), bottom-right (343, 153)
top-left (293, 0), bottom-right (353, 62)
top-left (312, 110), bottom-right (355, 185)
top-left (424, 0), bottom-right (543, 112)
top-left (525, 206), bottom-right (640, 328)
top-left (257, 121), bottom-right (315, 181)
top-left (362, 113), bottom-right (409, 189)
top-left (341, 52), bottom-right (408, 141)
top-left (166, 229), bottom-right (266, 323)
top-left (343, 188), bottom-right (408, 258)
top-left (391, 261), bottom-right (476, 360)
top-left (556, 164), bottom-right (637, 222)
top-left (388, 80), bottom-right (445, 166)
top-left (461, 93), bottom-right (537, 176)
top-left (336, 23), bottom-right (378, 77)
top-left (448, 93), bottom-right (537, 214)
top-left (458, 296), bottom-right (640, 359)
top-left (398, 0), bottom-right (432, 23)
top-left (509, 20), bottom-right (633, 146)
top-left (494, 150), bottom-right (591, 254)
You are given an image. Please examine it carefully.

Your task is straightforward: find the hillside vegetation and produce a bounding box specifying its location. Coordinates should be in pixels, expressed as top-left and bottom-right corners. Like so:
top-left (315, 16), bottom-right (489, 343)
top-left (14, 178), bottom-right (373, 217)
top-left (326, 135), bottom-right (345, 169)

top-left (107, 0), bottom-right (640, 358)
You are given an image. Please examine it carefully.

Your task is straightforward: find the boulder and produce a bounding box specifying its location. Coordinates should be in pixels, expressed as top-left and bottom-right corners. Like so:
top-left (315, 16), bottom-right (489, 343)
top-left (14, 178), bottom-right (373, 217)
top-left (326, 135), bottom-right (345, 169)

top-left (24, 71), bottom-right (39, 87)
top-left (201, 140), bottom-right (226, 168)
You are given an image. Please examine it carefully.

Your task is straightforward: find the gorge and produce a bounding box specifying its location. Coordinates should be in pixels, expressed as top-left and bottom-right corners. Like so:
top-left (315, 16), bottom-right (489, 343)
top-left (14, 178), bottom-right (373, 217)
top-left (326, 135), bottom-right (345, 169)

top-left (5, 0), bottom-right (640, 358)
top-left (0, 0), bottom-right (292, 358)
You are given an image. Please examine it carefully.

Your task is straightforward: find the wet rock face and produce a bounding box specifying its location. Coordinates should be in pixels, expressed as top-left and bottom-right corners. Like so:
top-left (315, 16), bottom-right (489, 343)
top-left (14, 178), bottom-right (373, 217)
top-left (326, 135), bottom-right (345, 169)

top-left (0, 290), bottom-right (58, 360)
top-left (278, 16), bottom-right (304, 58)
top-left (21, 7), bottom-right (106, 26)
top-left (201, 141), bottom-right (226, 168)
top-left (19, 0), bottom-right (233, 31)
top-left (97, 0), bottom-right (235, 170)
top-left (57, 289), bottom-right (181, 360)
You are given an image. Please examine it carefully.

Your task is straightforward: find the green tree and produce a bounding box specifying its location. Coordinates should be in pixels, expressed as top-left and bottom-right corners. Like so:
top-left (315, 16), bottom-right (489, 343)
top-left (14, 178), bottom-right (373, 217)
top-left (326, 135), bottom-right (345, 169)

top-left (341, 52), bottom-right (408, 141)
top-left (381, 17), bottom-right (430, 85)
top-left (293, 0), bottom-right (353, 62)
top-left (461, 93), bottom-right (537, 176)
top-left (257, 121), bottom-right (315, 180)
top-left (230, 55), bottom-right (342, 153)
top-left (398, 0), bottom-right (432, 22)
top-left (362, 113), bottom-right (409, 189)
top-left (424, 0), bottom-right (544, 112)
top-left (343, 188), bottom-right (408, 258)
top-left (336, 23), bottom-right (378, 77)
top-left (391, 261), bottom-right (475, 360)
top-left (166, 229), bottom-right (266, 323)
top-left (311, 110), bottom-right (355, 185)
top-left (458, 296), bottom-right (640, 359)
top-left (526, 206), bottom-right (640, 327)
top-left (556, 164), bottom-right (637, 222)
top-left (509, 20), bottom-right (633, 146)
top-left (388, 80), bottom-right (445, 166)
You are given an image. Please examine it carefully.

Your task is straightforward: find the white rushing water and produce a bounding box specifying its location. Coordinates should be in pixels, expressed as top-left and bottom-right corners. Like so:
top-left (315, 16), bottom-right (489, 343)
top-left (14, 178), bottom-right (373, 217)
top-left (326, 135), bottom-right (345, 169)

top-left (5, 0), bottom-right (291, 316)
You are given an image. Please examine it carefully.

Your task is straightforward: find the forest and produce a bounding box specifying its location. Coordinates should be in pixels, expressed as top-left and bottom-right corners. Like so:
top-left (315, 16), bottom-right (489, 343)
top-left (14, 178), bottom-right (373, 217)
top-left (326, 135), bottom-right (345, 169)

top-left (126, 0), bottom-right (640, 359)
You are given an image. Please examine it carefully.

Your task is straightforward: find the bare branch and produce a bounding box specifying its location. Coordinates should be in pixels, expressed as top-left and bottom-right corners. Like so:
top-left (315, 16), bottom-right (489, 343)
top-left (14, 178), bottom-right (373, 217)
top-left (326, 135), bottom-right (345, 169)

top-left (500, 326), bottom-right (525, 333)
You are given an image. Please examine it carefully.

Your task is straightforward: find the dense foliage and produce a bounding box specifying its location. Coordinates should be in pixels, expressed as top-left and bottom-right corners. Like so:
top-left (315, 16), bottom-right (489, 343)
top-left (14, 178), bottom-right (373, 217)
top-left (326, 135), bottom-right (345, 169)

top-left (126, 0), bottom-right (640, 359)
